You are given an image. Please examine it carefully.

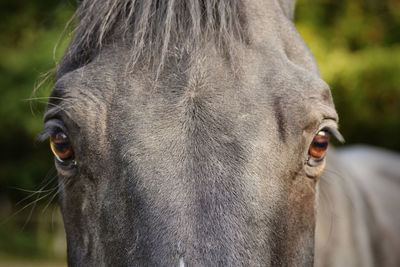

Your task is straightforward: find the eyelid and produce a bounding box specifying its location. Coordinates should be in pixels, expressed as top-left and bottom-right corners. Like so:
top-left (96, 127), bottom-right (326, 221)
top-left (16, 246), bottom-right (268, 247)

top-left (43, 107), bottom-right (62, 123)
top-left (38, 120), bottom-right (68, 142)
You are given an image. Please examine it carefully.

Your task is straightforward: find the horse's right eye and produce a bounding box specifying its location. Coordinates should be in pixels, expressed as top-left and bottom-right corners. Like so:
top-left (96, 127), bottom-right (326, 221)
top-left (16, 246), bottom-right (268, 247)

top-left (309, 130), bottom-right (331, 159)
top-left (50, 132), bottom-right (74, 162)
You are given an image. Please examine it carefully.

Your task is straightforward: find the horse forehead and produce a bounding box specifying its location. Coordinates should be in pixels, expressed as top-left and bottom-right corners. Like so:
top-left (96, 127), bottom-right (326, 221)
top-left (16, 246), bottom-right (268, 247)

top-left (54, 45), bottom-right (330, 142)
top-left (97, 51), bottom-right (326, 157)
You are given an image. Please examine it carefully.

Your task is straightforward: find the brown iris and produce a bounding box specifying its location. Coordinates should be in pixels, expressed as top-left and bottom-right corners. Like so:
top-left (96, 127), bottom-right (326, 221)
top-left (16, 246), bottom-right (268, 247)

top-left (309, 130), bottom-right (330, 159)
top-left (50, 132), bottom-right (73, 161)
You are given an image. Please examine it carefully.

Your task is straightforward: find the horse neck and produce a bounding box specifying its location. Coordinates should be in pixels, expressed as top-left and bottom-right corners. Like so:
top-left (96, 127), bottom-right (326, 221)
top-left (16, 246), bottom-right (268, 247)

top-left (315, 147), bottom-right (400, 267)
top-left (315, 149), bottom-right (375, 267)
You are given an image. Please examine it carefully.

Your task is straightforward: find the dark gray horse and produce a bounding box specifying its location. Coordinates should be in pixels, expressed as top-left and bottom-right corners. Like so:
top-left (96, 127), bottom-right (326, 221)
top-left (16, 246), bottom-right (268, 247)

top-left (41, 0), bottom-right (400, 266)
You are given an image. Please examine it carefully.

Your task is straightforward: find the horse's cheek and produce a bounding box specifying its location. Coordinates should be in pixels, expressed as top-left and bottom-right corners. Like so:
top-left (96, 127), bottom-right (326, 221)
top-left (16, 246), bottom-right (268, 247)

top-left (286, 177), bottom-right (317, 263)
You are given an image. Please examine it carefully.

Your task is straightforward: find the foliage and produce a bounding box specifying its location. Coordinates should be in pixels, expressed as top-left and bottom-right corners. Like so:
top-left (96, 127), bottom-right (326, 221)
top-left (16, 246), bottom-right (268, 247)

top-left (0, 0), bottom-right (74, 259)
top-left (0, 1), bottom-right (73, 200)
top-left (295, 0), bottom-right (400, 149)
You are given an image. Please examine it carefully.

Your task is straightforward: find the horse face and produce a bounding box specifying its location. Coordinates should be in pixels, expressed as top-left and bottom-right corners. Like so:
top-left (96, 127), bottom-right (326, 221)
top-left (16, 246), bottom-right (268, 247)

top-left (43, 0), bottom-right (338, 265)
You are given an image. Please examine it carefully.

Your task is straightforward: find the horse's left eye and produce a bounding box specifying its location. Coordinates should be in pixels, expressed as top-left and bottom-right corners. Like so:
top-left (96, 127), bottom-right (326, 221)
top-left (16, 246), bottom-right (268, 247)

top-left (50, 132), bottom-right (74, 162)
top-left (309, 130), bottom-right (331, 159)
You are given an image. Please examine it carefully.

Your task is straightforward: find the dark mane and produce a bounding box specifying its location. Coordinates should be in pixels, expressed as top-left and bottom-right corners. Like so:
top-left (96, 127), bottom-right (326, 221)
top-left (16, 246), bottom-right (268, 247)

top-left (58, 0), bottom-right (247, 77)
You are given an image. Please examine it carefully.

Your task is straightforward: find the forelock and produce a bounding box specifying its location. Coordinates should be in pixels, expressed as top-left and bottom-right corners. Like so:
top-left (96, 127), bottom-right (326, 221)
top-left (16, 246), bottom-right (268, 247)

top-left (58, 0), bottom-right (248, 78)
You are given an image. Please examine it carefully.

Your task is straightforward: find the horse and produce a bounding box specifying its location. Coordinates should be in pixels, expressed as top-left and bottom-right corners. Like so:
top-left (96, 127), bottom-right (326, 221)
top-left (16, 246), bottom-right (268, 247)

top-left (41, 0), bottom-right (400, 266)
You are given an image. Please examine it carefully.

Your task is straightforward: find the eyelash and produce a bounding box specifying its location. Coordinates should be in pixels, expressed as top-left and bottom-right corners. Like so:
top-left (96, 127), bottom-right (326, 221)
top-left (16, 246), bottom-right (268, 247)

top-left (322, 127), bottom-right (344, 144)
top-left (39, 118), bottom-right (68, 139)
top-left (39, 127), bottom-right (60, 142)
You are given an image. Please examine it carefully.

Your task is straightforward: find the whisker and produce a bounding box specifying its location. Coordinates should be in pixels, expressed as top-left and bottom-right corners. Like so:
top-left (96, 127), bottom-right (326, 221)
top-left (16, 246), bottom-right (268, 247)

top-left (35, 167), bottom-right (58, 189)
top-left (42, 187), bottom-right (62, 214)
top-left (30, 70), bottom-right (57, 115)
top-left (22, 96), bottom-right (68, 102)
top-left (44, 102), bottom-right (74, 119)
top-left (51, 203), bottom-right (60, 230)
top-left (1, 191), bottom-right (54, 226)
top-left (21, 195), bottom-right (39, 231)
top-left (1, 168), bottom-right (59, 229)
top-left (8, 187), bottom-right (58, 194)
top-left (14, 173), bottom-right (58, 206)
top-left (41, 178), bottom-right (73, 214)
top-left (317, 177), bottom-right (335, 248)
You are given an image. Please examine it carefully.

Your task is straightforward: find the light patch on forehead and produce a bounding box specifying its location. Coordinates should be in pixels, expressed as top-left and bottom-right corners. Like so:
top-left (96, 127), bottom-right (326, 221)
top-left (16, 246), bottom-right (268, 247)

top-left (179, 257), bottom-right (185, 267)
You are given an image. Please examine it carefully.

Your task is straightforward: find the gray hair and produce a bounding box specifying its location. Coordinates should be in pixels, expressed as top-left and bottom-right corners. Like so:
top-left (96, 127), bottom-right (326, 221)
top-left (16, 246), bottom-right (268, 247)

top-left (58, 0), bottom-right (248, 77)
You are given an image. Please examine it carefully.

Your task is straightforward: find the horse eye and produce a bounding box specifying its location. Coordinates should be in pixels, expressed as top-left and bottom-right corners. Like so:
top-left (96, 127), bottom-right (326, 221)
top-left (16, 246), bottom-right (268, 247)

top-left (50, 132), bottom-right (74, 162)
top-left (309, 130), bottom-right (331, 159)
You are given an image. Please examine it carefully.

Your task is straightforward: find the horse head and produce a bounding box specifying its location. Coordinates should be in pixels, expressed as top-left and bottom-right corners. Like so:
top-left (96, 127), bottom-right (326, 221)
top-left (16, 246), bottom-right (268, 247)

top-left (42, 0), bottom-right (341, 265)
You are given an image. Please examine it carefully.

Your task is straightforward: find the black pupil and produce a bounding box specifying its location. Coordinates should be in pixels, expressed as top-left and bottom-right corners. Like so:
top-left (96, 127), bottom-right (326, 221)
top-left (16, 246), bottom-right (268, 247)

top-left (54, 142), bottom-right (70, 153)
top-left (313, 140), bottom-right (328, 148)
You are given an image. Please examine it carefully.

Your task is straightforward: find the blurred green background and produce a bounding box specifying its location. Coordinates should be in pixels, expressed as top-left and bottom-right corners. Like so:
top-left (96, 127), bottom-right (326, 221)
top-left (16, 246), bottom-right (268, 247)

top-left (0, 0), bottom-right (399, 264)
